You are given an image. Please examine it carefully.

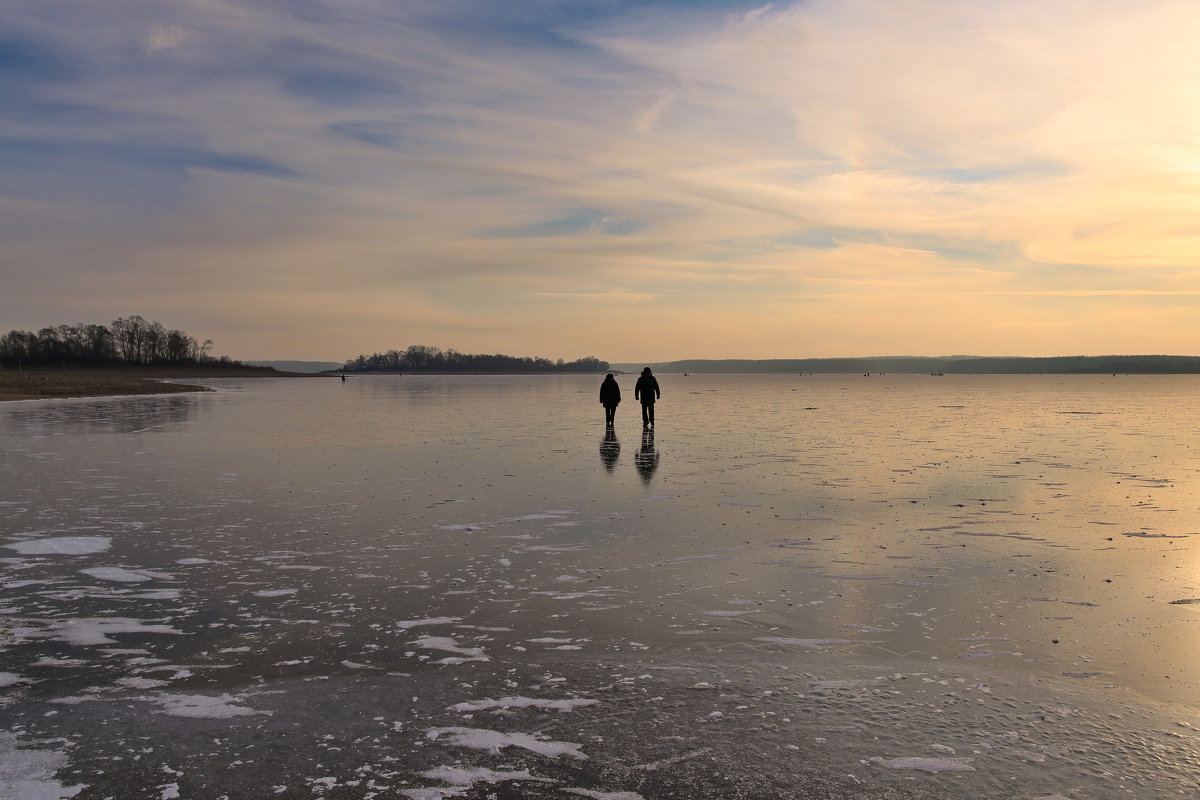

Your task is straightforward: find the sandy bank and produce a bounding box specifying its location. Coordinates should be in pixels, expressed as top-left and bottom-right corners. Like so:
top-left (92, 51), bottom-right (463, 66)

top-left (0, 366), bottom-right (322, 402)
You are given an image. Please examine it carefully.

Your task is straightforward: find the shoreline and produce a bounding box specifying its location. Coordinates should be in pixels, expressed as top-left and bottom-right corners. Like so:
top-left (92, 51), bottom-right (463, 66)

top-left (0, 367), bottom-right (322, 402)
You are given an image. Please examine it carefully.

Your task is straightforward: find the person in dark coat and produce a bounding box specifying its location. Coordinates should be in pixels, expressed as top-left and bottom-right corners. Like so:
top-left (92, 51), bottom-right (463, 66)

top-left (599, 373), bottom-right (621, 427)
top-left (634, 367), bottom-right (661, 428)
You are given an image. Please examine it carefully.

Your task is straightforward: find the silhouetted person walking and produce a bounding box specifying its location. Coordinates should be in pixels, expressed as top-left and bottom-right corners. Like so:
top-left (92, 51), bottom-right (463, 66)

top-left (634, 367), bottom-right (660, 428)
top-left (599, 373), bottom-right (621, 427)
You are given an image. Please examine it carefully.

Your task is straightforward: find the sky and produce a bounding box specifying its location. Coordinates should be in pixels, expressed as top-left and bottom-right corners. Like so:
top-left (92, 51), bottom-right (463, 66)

top-left (4, 0), bottom-right (1200, 363)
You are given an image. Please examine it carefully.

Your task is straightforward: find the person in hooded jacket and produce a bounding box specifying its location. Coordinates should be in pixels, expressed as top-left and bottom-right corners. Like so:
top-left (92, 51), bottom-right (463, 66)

top-left (599, 373), bottom-right (621, 427)
top-left (634, 367), bottom-right (661, 428)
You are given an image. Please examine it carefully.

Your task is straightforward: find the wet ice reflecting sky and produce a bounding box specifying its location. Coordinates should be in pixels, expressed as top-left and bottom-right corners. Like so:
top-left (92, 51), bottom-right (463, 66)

top-left (3, 374), bottom-right (1200, 799)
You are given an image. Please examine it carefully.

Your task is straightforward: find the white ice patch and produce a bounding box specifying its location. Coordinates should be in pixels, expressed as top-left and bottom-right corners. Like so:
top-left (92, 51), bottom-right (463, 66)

top-left (0, 672), bottom-right (28, 687)
top-left (252, 589), bottom-right (298, 598)
top-left (419, 766), bottom-right (552, 787)
top-left (401, 788), bottom-right (468, 800)
top-left (396, 617), bottom-right (462, 629)
top-left (811, 680), bottom-right (878, 690)
top-left (53, 618), bottom-right (183, 646)
top-left (564, 790), bottom-right (646, 800)
top-left (117, 677), bottom-right (170, 689)
top-left (5, 537), bottom-right (111, 555)
top-left (139, 693), bottom-right (272, 719)
top-left (0, 731), bottom-right (85, 799)
top-left (78, 567), bottom-right (160, 583)
top-left (754, 637), bottom-right (870, 648)
top-left (426, 727), bottom-right (586, 759)
top-left (412, 636), bottom-right (488, 661)
top-left (448, 697), bottom-right (598, 713)
top-left (703, 610), bottom-right (756, 617)
top-left (957, 650), bottom-right (1019, 659)
top-left (870, 756), bottom-right (976, 772)
top-left (533, 590), bottom-right (613, 601)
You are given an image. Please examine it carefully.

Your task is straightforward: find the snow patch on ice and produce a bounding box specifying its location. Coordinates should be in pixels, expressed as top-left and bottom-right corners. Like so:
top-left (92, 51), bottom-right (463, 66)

top-left (401, 788), bottom-right (468, 800)
top-left (426, 727), bottom-right (587, 759)
top-left (533, 590), bottom-right (614, 601)
top-left (253, 589), bottom-right (298, 598)
top-left (396, 617), bottom-right (462, 629)
top-left (132, 590), bottom-right (182, 600)
top-left (0, 731), bottom-right (85, 799)
top-left (563, 790), bottom-right (646, 800)
top-left (79, 567), bottom-right (161, 583)
top-left (117, 677), bottom-right (170, 689)
top-left (419, 766), bottom-right (552, 787)
top-left (53, 617), bottom-right (183, 646)
top-left (412, 636), bottom-right (488, 661)
top-left (448, 697), bottom-right (598, 713)
top-left (139, 693), bottom-right (272, 718)
top-left (810, 680), bottom-right (878, 690)
top-left (755, 637), bottom-right (869, 647)
top-left (870, 756), bottom-right (976, 772)
top-left (5, 536), bottom-right (111, 555)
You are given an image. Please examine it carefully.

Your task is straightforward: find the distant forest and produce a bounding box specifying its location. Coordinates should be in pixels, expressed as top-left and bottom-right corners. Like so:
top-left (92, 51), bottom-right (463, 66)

top-left (341, 345), bottom-right (609, 373)
top-left (613, 355), bottom-right (1200, 374)
top-left (1, 315), bottom-right (237, 368)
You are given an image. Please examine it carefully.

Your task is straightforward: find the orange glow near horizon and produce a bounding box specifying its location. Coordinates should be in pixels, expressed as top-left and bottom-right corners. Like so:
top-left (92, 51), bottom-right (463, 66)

top-left (6, 1), bottom-right (1200, 362)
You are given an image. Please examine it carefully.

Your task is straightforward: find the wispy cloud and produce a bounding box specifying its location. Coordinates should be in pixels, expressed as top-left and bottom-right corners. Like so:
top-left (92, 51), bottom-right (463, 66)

top-left (4, 0), bottom-right (1200, 359)
top-left (144, 24), bottom-right (188, 55)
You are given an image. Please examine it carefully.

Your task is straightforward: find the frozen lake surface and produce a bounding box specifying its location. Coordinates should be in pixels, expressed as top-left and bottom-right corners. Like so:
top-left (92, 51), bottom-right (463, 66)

top-left (2, 373), bottom-right (1199, 799)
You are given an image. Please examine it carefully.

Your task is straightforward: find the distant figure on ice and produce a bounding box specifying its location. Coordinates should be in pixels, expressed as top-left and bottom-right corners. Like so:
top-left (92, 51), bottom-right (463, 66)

top-left (341, 375), bottom-right (347, 382)
top-left (634, 367), bottom-right (661, 428)
top-left (599, 373), bottom-right (621, 427)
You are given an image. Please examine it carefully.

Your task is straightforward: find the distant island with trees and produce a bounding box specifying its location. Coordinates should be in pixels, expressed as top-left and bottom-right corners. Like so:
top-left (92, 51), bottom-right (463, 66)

top-left (1, 315), bottom-right (241, 369)
top-left (611, 355), bottom-right (1200, 374)
top-left (336, 348), bottom-right (1200, 375)
top-left (0, 316), bottom-right (298, 402)
top-left (339, 345), bottom-right (609, 373)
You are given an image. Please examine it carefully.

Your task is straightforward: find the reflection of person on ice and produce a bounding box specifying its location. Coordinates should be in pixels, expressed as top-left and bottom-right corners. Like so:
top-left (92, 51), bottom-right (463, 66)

top-left (599, 373), bottom-right (621, 427)
top-left (634, 367), bottom-right (660, 429)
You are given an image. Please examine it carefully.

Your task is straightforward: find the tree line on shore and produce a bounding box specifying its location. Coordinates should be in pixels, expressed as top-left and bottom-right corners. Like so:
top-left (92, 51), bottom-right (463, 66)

top-left (0, 316), bottom-right (237, 368)
top-left (341, 345), bottom-right (609, 373)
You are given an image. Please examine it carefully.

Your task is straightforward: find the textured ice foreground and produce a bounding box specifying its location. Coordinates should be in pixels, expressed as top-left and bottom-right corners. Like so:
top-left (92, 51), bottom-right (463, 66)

top-left (3, 375), bottom-right (1200, 799)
